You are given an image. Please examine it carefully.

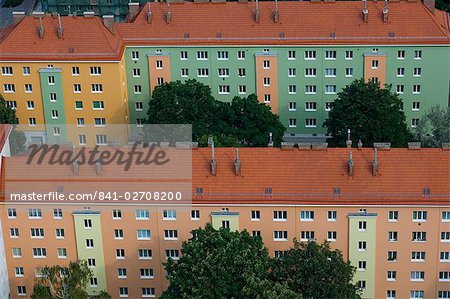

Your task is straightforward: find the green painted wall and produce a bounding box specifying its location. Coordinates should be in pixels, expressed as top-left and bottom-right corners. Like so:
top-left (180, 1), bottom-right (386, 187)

top-left (124, 45), bottom-right (450, 136)
top-left (348, 213), bottom-right (377, 299)
top-left (211, 212), bottom-right (239, 231)
top-left (73, 211), bottom-right (107, 296)
top-left (38, 68), bottom-right (67, 143)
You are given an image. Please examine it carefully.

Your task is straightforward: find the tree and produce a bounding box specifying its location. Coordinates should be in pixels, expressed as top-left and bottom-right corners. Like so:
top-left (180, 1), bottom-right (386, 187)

top-left (271, 240), bottom-right (360, 299)
top-left (413, 105), bottom-right (449, 147)
top-left (146, 80), bottom-right (285, 146)
top-left (323, 79), bottom-right (411, 147)
top-left (161, 224), bottom-right (298, 299)
top-left (0, 94), bottom-right (26, 155)
top-left (31, 260), bottom-right (110, 299)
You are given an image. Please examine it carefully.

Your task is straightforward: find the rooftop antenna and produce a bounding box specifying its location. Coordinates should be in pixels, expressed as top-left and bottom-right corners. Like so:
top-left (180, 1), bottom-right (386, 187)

top-left (348, 151), bottom-right (354, 177)
top-left (38, 16), bottom-right (44, 39)
top-left (166, 0), bottom-right (172, 24)
top-left (363, 0), bottom-right (368, 23)
top-left (383, 0), bottom-right (389, 23)
top-left (372, 148), bottom-right (379, 176)
top-left (147, 2), bottom-right (152, 23)
top-left (255, 0), bottom-right (260, 23)
top-left (346, 128), bottom-right (352, 148)
top-left (274, 0), bottom-right (279, 23)
top-left (210, 139), bottom-right (216, 176)
top-left (57, 13), bottom-right (63, 39)
top-left (68, 5), bottom-right (71, 15)
top-left (234, 148), bottom-right (241, 176)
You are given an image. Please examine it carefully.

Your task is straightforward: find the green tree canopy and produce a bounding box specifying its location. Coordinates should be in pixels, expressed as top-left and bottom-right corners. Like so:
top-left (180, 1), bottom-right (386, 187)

top-left (413, 105), bottom-right (449, 147)
top-left (161, 224), bottom-right (298, 299)
top-left (0, 94), bottom-right (18, 124)
top-left (147, 80), bottom-right (285, 146)
top-left (0, 94), bottom-right (26, 155)
top-left (31, 260), bottom-right (110, 299)
top-left (323, 79), bottom-right (411, 147)
top-left (271, 240), bottom-right (360, 299)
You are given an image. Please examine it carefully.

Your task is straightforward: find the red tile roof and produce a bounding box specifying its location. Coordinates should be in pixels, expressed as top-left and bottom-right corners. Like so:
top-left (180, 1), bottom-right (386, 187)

top-left (0, 1), bottom-right (448, 60)
top-left (1, 147), bottom-right (449, 205)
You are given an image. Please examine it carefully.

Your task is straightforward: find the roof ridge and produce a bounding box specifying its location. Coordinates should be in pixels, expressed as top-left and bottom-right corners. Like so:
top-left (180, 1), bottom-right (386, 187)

top-left (93, 17), bottom-right (120, 54)
top-left (419, 2), bottom-right (450, 37)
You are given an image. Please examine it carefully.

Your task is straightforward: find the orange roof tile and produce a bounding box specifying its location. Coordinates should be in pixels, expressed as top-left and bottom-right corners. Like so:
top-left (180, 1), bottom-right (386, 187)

top-left (0, 1), bottom-right (449, 61)
top-left (1, 147), bottom-right (449, 206)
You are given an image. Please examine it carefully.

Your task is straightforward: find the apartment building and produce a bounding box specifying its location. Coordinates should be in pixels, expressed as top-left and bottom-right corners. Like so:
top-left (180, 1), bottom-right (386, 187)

top-left (0, 1), bottom-right (449, 144)
top-left (0, 140), bottom-right (449, 298)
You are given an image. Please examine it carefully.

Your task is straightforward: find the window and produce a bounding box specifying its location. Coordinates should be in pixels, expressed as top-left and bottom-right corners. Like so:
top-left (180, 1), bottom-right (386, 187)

top-left (142, 287), bottom-right (156, 297)
top-left (263, 77), bottom-right (271, 86)
top-left (412, 85), bottom-right (421, 94)
top-left (136, 209), bottom-right (149, 220)
top-left (305, 118), bottom-right (317, 128)
top-left (238, 85), bottom-right (247, 94)
top-left (137, 229), bottom-right (151, 240)
top-left (218, 68), bottom-right (229, 77)
top-left (180, 68), bottom-right (189, 77)
top-left (117, 268), bottom-right (127, 278)
top-left (327, 211), bottom-right (337, 221)
top-left (413, 67), bottom-right (422, 77)
top-left (397, 68), bottom-right (405, 77)
top-left (92, 101), bottom-right (104, 110)
top-left (387, 270), bottom-right (397, 281)
top-left (57, 248), bottom-right (67, 258)
top-left (441, 232), bottom-right (450, 242)
top-left (72, 83), bottom-right (81, 93)
top-left (252, 230), bottom-right (261, 237)
top-left (83, 219), bottom-right (92, 228)
top-left (327, 231), bottom-right (337, 241)
top-left (15, 267), bottom-right (24, 277)
top-left (396, 85), bottom-right (404, 94)
top-left (179, 51), bottom-right (188, 60)
top-left (236, 68), bottom-right (246, 77)
top-left (87, 258), bottom-right (96, 268)
top-left (28, 208), bottom-right (42, 218)
top-left (358, 241), bottom-right (367, 251)
top-left (17, 286), bottom-right (26, 296)
top-left (156, 60), bottom-right (163, 69)
top-left (70, 66), bottom-right (79, 76)
top-left (7, 208), bottom-right (17, 218)
top-left (288, 85), bottom-right (297, 94)
top-left (387, 290), bottom-right (396, 299)
top-left (305, 102), bottom-right (317, 111)
top-left (251, 210), bottom-right (260, 221)
top-left (412, 211), bottom-right (427, 222)
top-left (358, 261), bottom-right (366, 271)
top-left (12, 247), bottom-right (22, 258)
top-left (165, 249), bottom-right (179, 260)
top-left (51, 110), bottom-right (59, 119)
top-left (414, 50), bottom-right (422, 59)
top-left (91, 84), bottom-right (103, 93)
top-left (191, 210), bottom-right (200, 220)
top-left (114, 229), bottom-right (123, 239)
top-left (397, 50), bottom-right (405, 59)
top-left (218, 85), bottom-right (230, 94)
top-left (3, 84), bottom-right (15, 93)
top-left (388, 231), bottom-right (398, 242)
top-left (371, 60), bottom-right (379, 69)
top-left (197, 68), bottom-right (209, 77)
top-left (85, 238), bottom-right (94, 248)
top-left (48, 76), bottom-right (55, 85)
top-left (388, 210), bottom-right (398, 221)
top-left (33, 247), bottom-right (47, 258)
top-left (6, 101), bottom-right (17, 109)
top-left (305, 85), bottom-right (317, 94)
top-left (131, 51), bottom-right (139, 60)
top-left (25, 100), bottom-right (35, 110)
top-left (131, 68), bottom-right (141, 78)
top-left (116, 249), bottom-right (125, 259)
top-left (263, 94), bottom-right (271, 103)
top-left (139, 268), bottom-right (154, 279)
top-left (30, 228), bottom-right (44, 238)
top-left (237, 50), bottom-right (245, 60)
top-left (358, 221), bottom-right (367, 231)
top-left (325, 85), bottom-right (337, 94)
top-left (305, 68), bottom-right (316, 77)
top-left (411, 118), bottom-right (419, 128)
top-left (345, 50), bottom-right (353, 59)
top-left (94, 118), bottom-right (106, 127)
top-left (273, 210), bottom-right (287, 221)
top-left (75, 117), bottom-right (85, 127)
top-left (164, 230), bottom-right (178, 240)
top-left (25, 84), bottom-right (32, 93)
top-left (325, 68), bottom-right (336, 77)
top-left (411, 251), bottom-right (425, 262)
top-left (325, 50), bottom-right (336, 59)
top-left (440, 272), bottom-right (450, 281)
top-left (301, 231), bottom-right (315, 241)
top-left (325, 102), bottom-right (332, 111)
top-left (78, 135), bottom-right (86, 145)
top-left (119, 287), bottom-right (128, 297)
top-left (96, 134), bottom-right (107, 145)
top-left (263, 60), bottom-right (270, 69)
top-left (439, 291), bottom-right (450, 299)
top-left (288, 118), bottom-right (297, 128)
top-left (440, 251), bottom-right (450, 262)
top-left (388, 251), bottom-right (397, 261)
top-left (410, 271), bottom-right (425, 281)
top-left (163, 209), bottom-right (177, 220)
top-left (288, 68), bottom-right (296, 77)
top-left (221, 220), bottom-right (230, 229)
top-left (74, 101), bottom-right (83, 110)
top-left (217, 51), bottom-right (228, 60)
top-left (357, 280), bottom-right (366, 290)
top-left (288, 50), bottom-right (296, 59)
top-left (89, 66), bottom-right (101, 75)
top-left (134, 84), bottom-right (142, 94)
top-left (273, 231), bottom-right (288, 241)
top-left (305, 50), bottom-right (316, 60)
top-left (410, 290), bottom-right (424, 299)
top-left (28, 118), bottom-right (36, 126)
top-left (197, 51), bottom-right (208, 60)
top-left (10, 228), bottom-right (19, 238)
top-left (300, 211), bottom-right (314, 221)
top-left (287, 101), bottom-right (296, 111)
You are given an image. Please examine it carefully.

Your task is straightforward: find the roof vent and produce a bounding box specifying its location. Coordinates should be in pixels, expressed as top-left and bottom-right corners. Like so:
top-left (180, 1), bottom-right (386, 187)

top-left (408, 142), bottom-right (421, 150)
top-left (166, 1), bottom-right (172, 24)
top-left (423, 188), bottom-right (431, 197)
top-left (68, 47), bottom-right (75, 53)
top-left (184, 33), bottom-right (189, 39)
top-left (333, 187), bottom-right (341, 195)
top-left (383, 0), bottom-right (389, 23)
top-left (279, 32), bottom-right (285, 38)
top-left (38, 17), bottom-right (44, 39)
top-left (329, 32), bottom-right (336, 38)
top-left (268, 132), bottom-right (273, 147)
top-left (363, 0), bottom-right (369, 23)
top-left (234, 148), bottom-right (241, 176)
top-left (196, 187), bottom-right (204, 196)
top-left (372, 148), bottom-right (379, 176)
top-left (348, 151), bottom-right (354, 177)
top-left (264, 187), bottom-right (273, 196)
top-left (147, 2), bottom-right (152, 24)
top-left (216, 32), bottom-right (222, 39)
top-left (254, 0), bottom-right (260, 23)
top-left (388, 31), bottom-right (395, 37)
top-left (274, 0), bottom-right (279, 23)
top-left (209, 138), bottom-right (216, 176)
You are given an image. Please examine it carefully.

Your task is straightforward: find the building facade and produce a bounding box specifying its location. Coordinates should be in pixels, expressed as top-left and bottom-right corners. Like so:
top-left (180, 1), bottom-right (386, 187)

top-left (0, 1), bottom-right (449, 143)
top-left (0, 146), bottom-right (449, 299)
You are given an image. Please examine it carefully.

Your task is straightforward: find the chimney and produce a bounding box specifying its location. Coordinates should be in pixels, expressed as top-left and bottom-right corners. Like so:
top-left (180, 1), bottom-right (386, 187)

top-left (38, 17), bottom-right (44, 39)
top-left (83, 11), bottom-right (95, 18)
top-left (234, 148), bottom-right (241, 176)
top-left (12, 11), bottom-right (26, 26)
top-left (382, 0), bottom-right (388, 22)
top-left (128, 2), bottom-right (140, 20)
top-left (423, 0), bottom-right (435, 13)
top-left (274, 0), bottom-right (279, 23)
top-left (210, 140), bottom-right (217, 176)
top-left (72, 146), bottom-right (79, 175)
top-left (102, 15), bottom-right (114, 33)
top-left (147, 2), bottom-right (152, 24)
top-left (57, 14), bottom-right (63, 39)
top-left (166, 1), bottom-right (172, 24)
top-left (268, 132), bottom-right (273, 147)
top-left (255, 0), bottom-right (260, 23)
top-left (346, 129), bottom-right (352, 148)
top-left (348, 151), bottom-right (354, 177)
top-left (363, 0), bottom-right (368, 23)
top-left (357, 139), bottom-right (363, 150)
top-left (372, 148), bottom-right (379, 176)
top-left (95, 156), bottom-right (102, 176)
